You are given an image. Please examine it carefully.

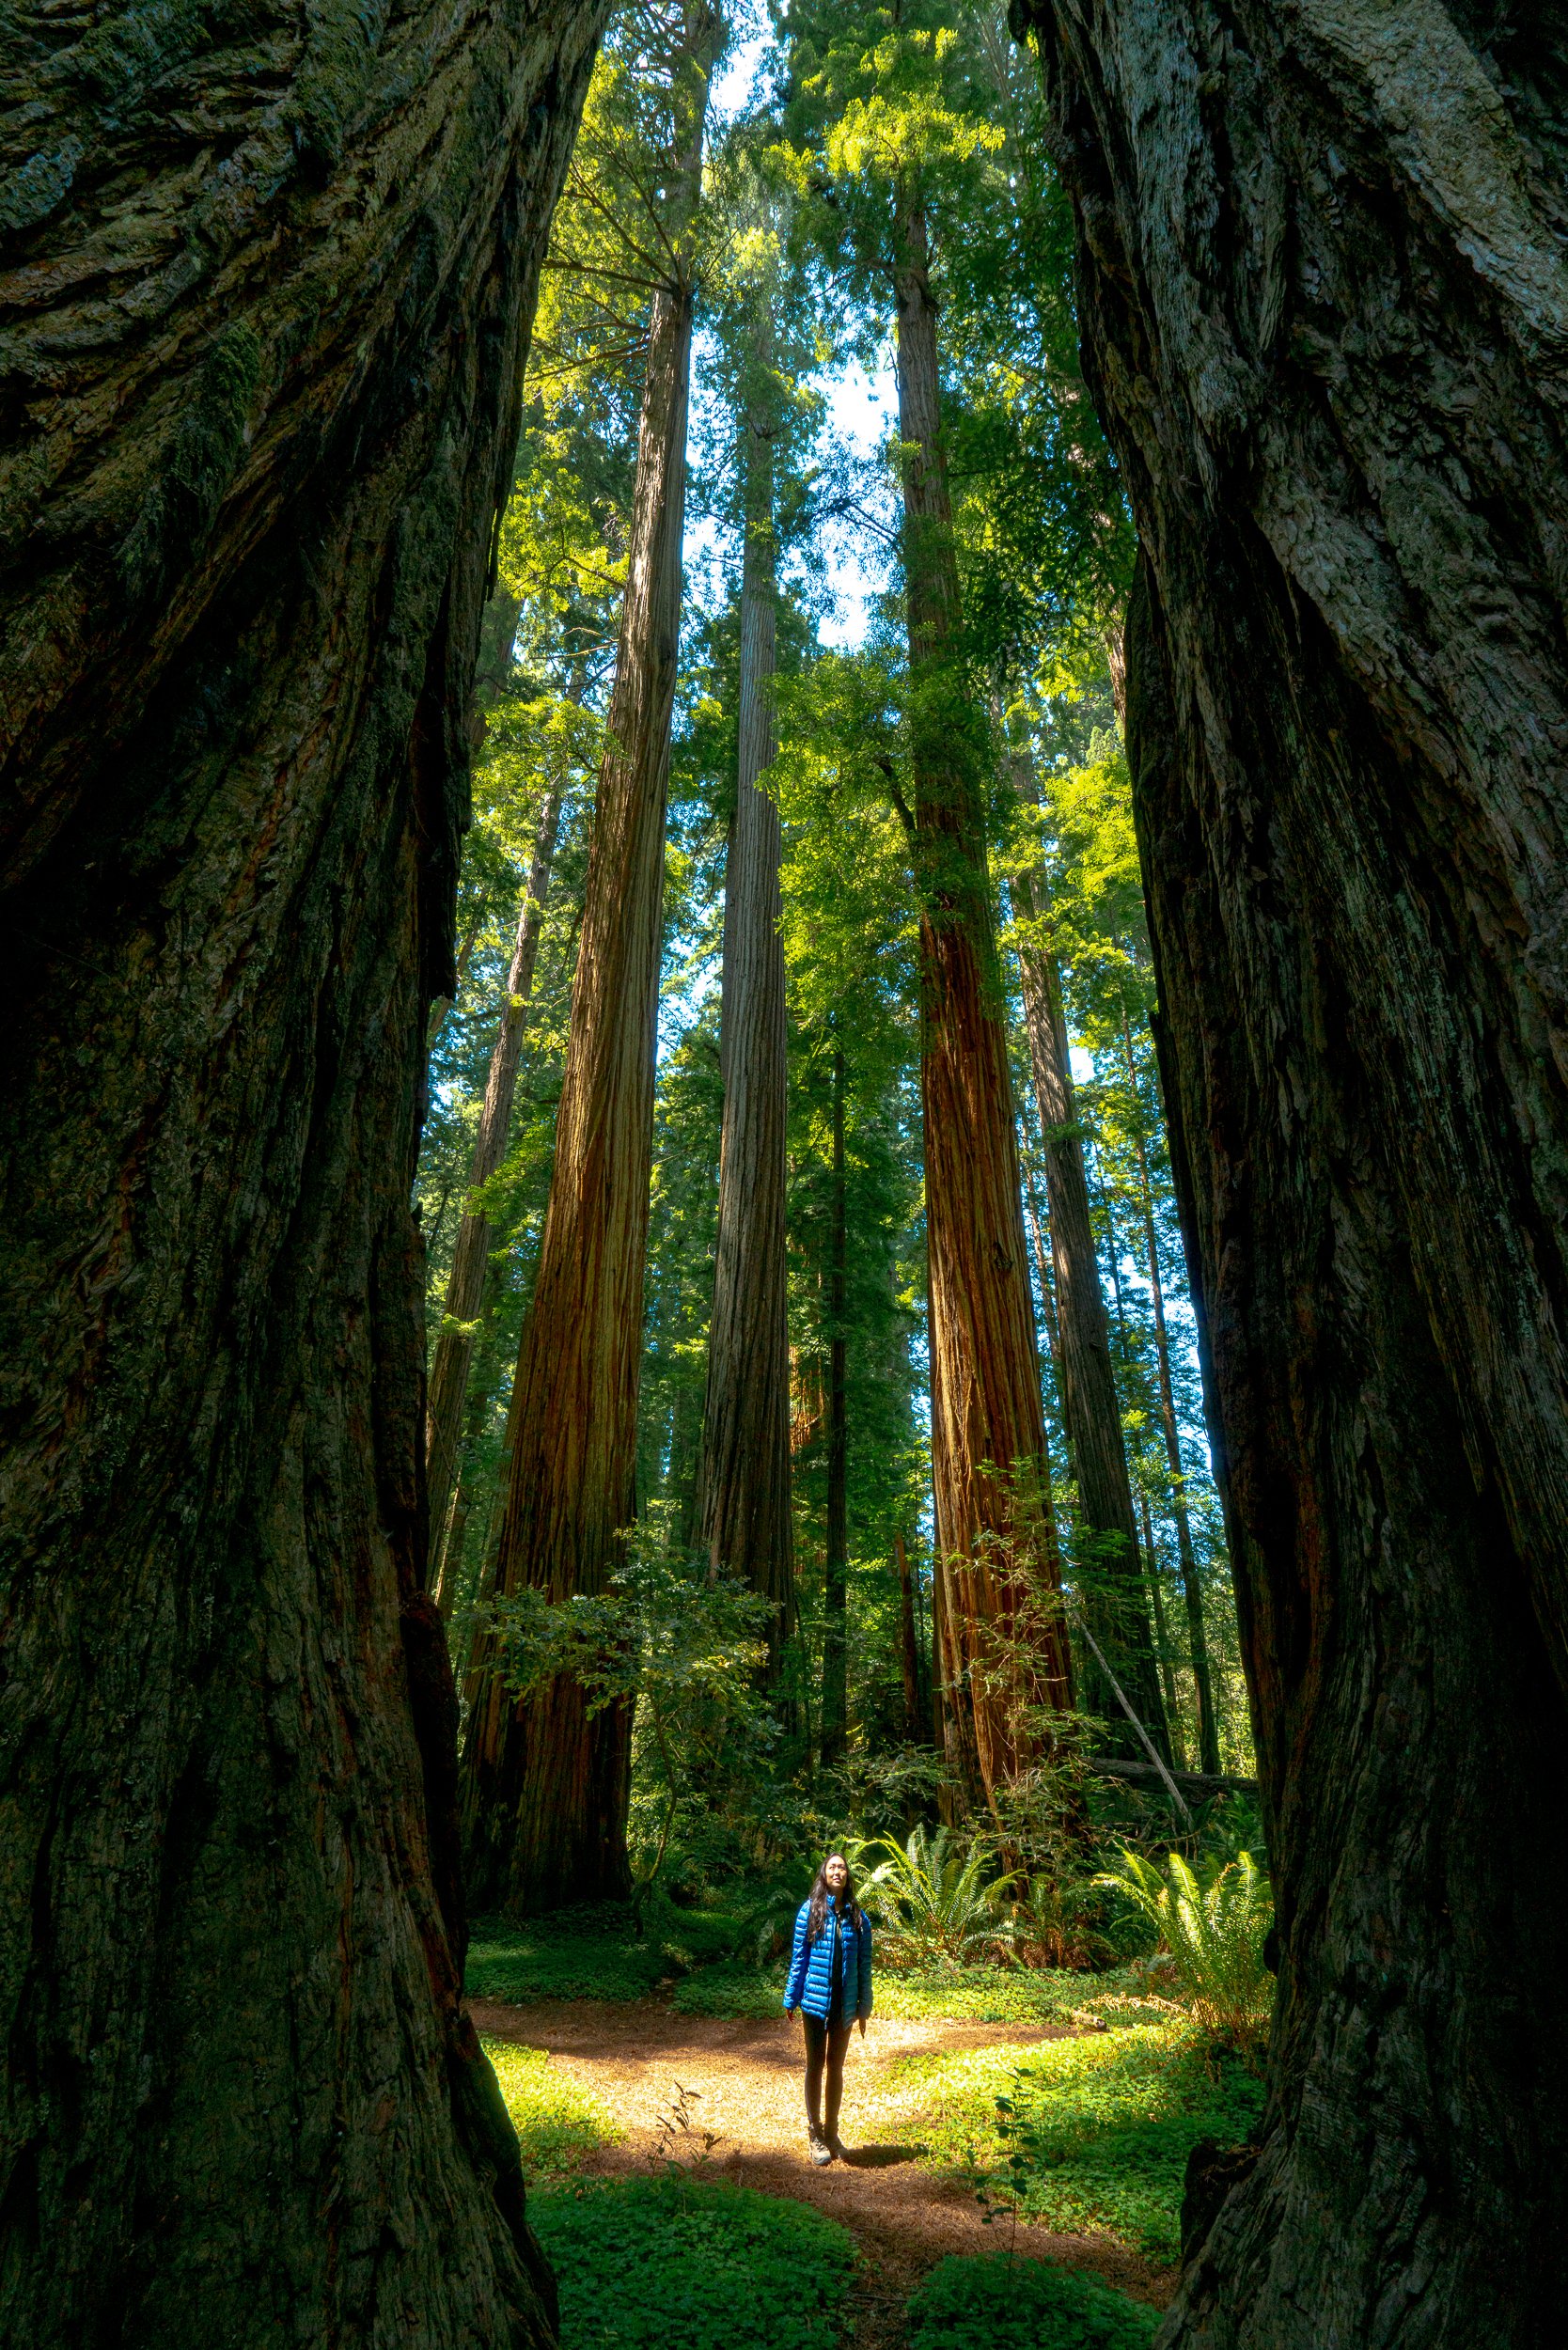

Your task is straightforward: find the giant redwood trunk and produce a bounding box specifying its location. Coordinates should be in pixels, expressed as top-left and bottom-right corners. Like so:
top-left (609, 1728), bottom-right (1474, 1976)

top-left (1018, 1), bottom-right (1568, 2339)
top-left (1011, 835), bottom-right (1170, 1759)
top-left (0, 5), bottom-right (605, 2342)
top-left (895, 196), bottom-right (1073, 1802)
top-left (697, 384), bottom-right (795, 1662)
top-left (428, 776), bottom-right (565, 1597)
top-left (461, 7), bottom-right (721, 1915)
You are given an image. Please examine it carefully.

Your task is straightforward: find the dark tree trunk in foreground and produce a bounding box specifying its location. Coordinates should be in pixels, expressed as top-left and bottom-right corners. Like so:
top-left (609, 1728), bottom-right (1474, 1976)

top-left (896, 195), bottom-right (1073, 1807)
top-left (1011, 822), bottom-right (1169, 1759)
top-left (821, 1047), bottom-right (850, 1762)
top-left (698, 367), bottom-right (795, 1664)
top-left (462, 6), bottom-right (721, 1915)
top-left (1121, 1004), bottom-right (1220, 1774)
top-left (429, 779), bottom-right (564, 1600)
top-left (0, 5), bottom-right (606, 2342)
top-left (1020, 2), bottom-right (1568, 2338)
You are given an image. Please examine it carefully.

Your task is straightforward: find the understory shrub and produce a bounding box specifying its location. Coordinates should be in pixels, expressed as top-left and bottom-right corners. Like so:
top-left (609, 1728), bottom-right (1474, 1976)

top-left (669, 1960), bottom-right (1159, 2025)
top-left (530, 2177), bottom-right (855, 2348)
top-left (907, 2253), bottom-right (1158, 2349)
top-left (482, 2040), bottom-right (621, 2176)
top-left (1093, 1849), bottom-right (1273, 2054)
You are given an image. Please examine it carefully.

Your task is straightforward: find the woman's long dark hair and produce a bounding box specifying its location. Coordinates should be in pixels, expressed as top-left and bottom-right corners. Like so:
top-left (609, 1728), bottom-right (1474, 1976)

top-left (807, 1855), bottom-right (862, 1942)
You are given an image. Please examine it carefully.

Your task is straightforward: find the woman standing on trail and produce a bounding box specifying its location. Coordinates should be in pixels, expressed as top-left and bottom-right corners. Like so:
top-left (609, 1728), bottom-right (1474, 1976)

top-left (784, 1852), bottom-right (873, 2164)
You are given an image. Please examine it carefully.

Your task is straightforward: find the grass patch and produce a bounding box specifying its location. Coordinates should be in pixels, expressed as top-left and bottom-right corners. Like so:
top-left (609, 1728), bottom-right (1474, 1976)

top-left (467, 1898), bottom-right (760, 2004)
top-left (483, 2040), bottom-right (622, 2177)
top-left (908, 2253), bottom-right (1158, 2349)
top-left (895, 2015), bottom-right (1263, 2264)
top-left (531, 2176), bottom-right (855, 2348)
top-left (669, 1961), bottom-right (1159, 2024)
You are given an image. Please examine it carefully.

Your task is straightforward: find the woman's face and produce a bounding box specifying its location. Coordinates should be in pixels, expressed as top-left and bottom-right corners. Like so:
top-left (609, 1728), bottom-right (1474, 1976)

top-left (823, 1855), bottom-right (848, 1892)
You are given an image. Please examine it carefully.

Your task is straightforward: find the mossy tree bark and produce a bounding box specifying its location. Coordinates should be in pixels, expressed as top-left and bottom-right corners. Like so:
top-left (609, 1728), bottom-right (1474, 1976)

top-left (896, 195), bottom-right (1074, 1807)
top-left (0, 3), bottom-right (606, 2342)
top-left (460, 2), bottom-right (724, 1916)
top-left (1019, 0), bottom-right (1568, 2337)
top-left (697, 372), bottom-right (795, 1666)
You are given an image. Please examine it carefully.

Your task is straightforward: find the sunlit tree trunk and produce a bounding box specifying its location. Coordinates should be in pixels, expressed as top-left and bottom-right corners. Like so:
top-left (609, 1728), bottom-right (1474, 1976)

top-left (428, 777), bottom-right (564, 1597)
top-left (1023, 0), bottom-right (1568, 2334)
top-left (460, 5), bottom-right (721, 1914)
top-left (1011, 816), bottom-right (1169, 1758)
top-left (895, 192), bottom-right (1073, 1806)
top-left (821, 1045), bottom-right (850, 1762)
top-left (697, 351), bottom-right (794, 1665)
top-left (0, 4), bottom-right (605, 2341)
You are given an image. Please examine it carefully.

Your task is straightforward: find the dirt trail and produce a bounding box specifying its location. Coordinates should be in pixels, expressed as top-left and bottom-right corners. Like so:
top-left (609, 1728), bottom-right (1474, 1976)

top-left (471, 1998), bottom-right (1173, 2347)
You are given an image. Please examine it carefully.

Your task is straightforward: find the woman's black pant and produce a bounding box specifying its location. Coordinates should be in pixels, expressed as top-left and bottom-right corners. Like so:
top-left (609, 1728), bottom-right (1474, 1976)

top-left (802, 2014), bottom-right (852, 2141)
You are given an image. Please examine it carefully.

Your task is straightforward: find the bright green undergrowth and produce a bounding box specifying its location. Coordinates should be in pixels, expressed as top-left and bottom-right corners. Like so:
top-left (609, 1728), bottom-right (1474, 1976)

top-left (670, 1960), bottom-right (1156, 2023)
top-left (482, 2040), bottom-right (622, 2177)
top-left (902, 2015), bottom-right (1263, 2264)
top-left (907, 2253), bottom-right (1158, 2349)
top-left (530, 2177), bottom-right (855, 2349)
top-left (467, 1898), bottom-right (750, 2003)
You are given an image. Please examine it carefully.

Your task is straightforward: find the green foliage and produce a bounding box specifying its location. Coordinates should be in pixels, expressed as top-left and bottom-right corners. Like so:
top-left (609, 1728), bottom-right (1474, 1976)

top-left (906, 2017), bottom-right (1264, 2264)
top-left (529, 2177), bottom-right (855, 2350)
top-left (670, 1959), bottom-right (1153, 2025)
top-left (482, 2041), bottom-right (623, 2176)
top-left (907, 2254), bottom-right (1158, 2350)
top-left (859, 1823), bottom-right (1016, 1967)
top-left (1093, 1849), bottom-right (1273, 2055)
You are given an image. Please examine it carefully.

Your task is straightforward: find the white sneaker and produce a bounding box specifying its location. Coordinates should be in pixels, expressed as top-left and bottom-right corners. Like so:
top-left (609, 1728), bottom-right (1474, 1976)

top-left (808, 2130), bottom-right (832, 2166)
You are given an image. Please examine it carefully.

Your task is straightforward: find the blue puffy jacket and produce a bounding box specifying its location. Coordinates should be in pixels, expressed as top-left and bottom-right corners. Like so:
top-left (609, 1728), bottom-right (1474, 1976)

top-left (783, 1898), bottom-right (872, 2023)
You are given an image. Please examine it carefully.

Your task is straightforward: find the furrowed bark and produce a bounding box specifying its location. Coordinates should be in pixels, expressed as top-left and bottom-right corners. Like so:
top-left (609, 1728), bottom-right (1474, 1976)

top-left (697, 356), bottom-right (795, 1664)
top-left (1017, 0), bottom-right (1568, 2338)
top-left (1011, 812), bottom-right (1169, 1759)
top-left (0, 3), bottom-right (607, 2342)
top-left (427, 776), bottom-right (565, 1590)
top-left (896, 193), bottom-right (1073, 1805)
top-left (461, 5), bottom-right (722, 1915)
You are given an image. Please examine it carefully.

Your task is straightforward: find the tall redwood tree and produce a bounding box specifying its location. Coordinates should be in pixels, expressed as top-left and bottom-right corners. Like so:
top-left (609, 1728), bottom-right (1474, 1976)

top-left (897, 194), bottom-right (1074, 1804)
top-left (1019, 0), bottom-right (1568, 2336)
top-left (461, 2), bottom-right (726, 1915)
top-left (0, 3), bottom-right (606, 2342)
top-left (697, 342), bottom-right (796, 1663)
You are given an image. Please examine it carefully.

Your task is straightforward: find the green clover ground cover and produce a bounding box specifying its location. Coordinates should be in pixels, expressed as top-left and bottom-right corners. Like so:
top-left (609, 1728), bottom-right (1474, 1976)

top-left (906, 2254), bottom-right (1158, 2350)
top-left (530, 2179), bottom-right (855, 2350)
top-left (482, 2040), bottom-right (623, 2176)
top-left (900, 2015), bottom-right (1262, 2264)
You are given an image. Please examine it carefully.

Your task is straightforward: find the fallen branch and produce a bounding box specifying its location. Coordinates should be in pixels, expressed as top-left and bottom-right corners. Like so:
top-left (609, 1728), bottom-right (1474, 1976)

top-left (1090, 1756), bottom-right (1259, 1803)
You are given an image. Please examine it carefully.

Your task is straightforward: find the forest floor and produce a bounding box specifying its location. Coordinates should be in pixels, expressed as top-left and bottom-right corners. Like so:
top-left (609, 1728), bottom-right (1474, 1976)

top-left (471, 1997), bottom-right (1174, 2347)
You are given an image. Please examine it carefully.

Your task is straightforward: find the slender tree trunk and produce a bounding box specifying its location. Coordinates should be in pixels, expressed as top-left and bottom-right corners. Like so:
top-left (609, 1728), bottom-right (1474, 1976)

top-left (460, 7), bottom-right (720, 1914)
top-left (1011, 801), bottom-right (1169, 1758)
top-left (1120, 1003), bottom-right (1220, 1773)
top-left (895, 1529), bottom-right (921, 1740)
top-left (1140, 1488), bottom-right (1185, 1767)
top-left (427, 779), bottom-right (565, 1575)
top-left (821, 1046), bottom-right (850, 1762)
top-left (895, 192), bottom-right (1072, 1807)
top-left (0, 6), bottom-right (606, 2342)
top-left (1023, 1), bottom-right (1568, 2334)
top-left (697, 341), bottom-right (794, 1664)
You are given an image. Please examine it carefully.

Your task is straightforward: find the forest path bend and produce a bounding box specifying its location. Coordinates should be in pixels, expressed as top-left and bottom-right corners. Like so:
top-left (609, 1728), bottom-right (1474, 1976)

top-left (471, 1998), bottom-right (1173, 2347)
